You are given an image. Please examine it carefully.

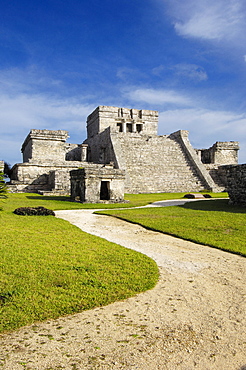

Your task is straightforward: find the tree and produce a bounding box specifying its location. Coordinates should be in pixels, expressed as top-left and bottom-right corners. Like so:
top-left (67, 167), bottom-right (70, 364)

top-left (4, 162), bottom-right (12, 178)
top-left (0, 171), bottom-right (7, 200)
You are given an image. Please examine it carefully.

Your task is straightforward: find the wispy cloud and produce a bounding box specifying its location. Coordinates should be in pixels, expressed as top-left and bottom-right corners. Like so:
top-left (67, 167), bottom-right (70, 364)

top-left (152, 63), bottom-right (207, 82)
top-left (125, 86), bottom-right (245, 162)
top-left (116, 67), bottom-right (146, 81)
top-left (125, 88), bottom-right (192, 107)
top-left (165, 0), bottom-right (246, 43)
top-left (0, 93), bottom-right (93, 133)
top-left (0, 92), bottom-right (94, 164)
top-left (0, 65), bottom-right (97, 164)
top-left (0, 66), bottom-right (62, 95)
top-left (158, 108), bottom-right (246, 162)
top-left (172, 64), bottom-right (207, 82)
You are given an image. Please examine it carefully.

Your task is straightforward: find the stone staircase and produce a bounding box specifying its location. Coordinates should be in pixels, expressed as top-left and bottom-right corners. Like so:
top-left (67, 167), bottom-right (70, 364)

top-left (113, 134), bottom-right (209, 193)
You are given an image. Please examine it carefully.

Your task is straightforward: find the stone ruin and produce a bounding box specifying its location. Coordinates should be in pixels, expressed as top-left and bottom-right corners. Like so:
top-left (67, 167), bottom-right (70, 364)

top-left (221, 164), bottom-right (246, 206)
top-left (8, 105), bottom-right (240, 203)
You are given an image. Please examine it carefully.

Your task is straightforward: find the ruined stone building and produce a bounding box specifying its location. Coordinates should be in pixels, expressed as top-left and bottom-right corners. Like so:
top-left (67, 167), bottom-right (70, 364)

top-left (9, 106), bottom-right (239, 202)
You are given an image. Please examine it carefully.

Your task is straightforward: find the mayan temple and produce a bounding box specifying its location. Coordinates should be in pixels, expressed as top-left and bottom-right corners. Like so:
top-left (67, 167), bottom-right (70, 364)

top-left (9, 106), bottom-right (239, 202)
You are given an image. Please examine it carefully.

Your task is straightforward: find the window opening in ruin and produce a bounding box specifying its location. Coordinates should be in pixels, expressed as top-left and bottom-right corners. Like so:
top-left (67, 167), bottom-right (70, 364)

top-left (126, 123), bottom-right (133, 133)
top-left (136, 124), bottom-right (142, 133)
top-left (100, 181), bottom-right (110, 200)
top-left (201, 150), bottom-right (212, 164)
top-left (117, 123), bottom-right (123, 132)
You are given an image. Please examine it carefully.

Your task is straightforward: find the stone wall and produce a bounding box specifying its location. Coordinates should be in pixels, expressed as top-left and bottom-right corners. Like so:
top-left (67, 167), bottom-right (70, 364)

top-left (203, 164), bottom-right (226, 190)
top-left (85, 127), bottom-right (117, 165)
top-left (9, 162), bottom-right (84, 194)
top-left (221, 164), bottom-right (246, 206)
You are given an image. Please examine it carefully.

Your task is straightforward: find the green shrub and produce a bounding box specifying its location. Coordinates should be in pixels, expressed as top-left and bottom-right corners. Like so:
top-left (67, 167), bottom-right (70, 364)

top-left (13, 206), bottom-right (55, 216)
top-left (0, 172), bottom-right (7, 200)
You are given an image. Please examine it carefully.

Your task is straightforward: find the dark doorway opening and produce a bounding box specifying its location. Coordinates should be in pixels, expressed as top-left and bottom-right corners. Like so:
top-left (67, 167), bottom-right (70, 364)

top-left (117, 123), bottom-right (123, 132)
top-left (136, 124), bottom-right (142, 133)
top-left (126, 123), bottom-right (133, 132)
top-left (100, 181), bottom-right (110, 200)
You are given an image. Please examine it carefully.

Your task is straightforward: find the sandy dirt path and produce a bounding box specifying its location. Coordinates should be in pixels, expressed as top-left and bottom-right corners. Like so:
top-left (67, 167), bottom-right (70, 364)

top-left (0, 206), bottom-right (245, 370)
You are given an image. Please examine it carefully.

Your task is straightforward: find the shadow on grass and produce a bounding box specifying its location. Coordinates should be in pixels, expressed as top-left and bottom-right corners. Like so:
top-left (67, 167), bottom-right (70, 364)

top-left (26, 195), bottom-right (72, 202)
top-left (182, 199), bottom-right (246, 214)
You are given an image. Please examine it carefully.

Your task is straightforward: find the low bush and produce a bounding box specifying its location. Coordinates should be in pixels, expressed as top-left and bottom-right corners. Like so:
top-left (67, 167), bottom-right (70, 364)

top-left (13, 206), bottom-right (55, 216)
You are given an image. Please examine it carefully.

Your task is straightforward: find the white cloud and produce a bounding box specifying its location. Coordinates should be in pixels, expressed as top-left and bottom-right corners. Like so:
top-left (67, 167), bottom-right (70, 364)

top-left (126, 88), bottom-right (192, 107)
top-left (126, 86), bottom-right (246, 162)
top-left (158, 108), bottom-right (246, 163)
top-left (0, 65), bottom-right (62, 94)
top-left (152, 63), bottom-right (207, 82)
top-left (152, 65), bottom-right (165, 76)
top-left (172, 64), bottom-right (207, 82)
top-left (116, 67), bottom-right (136, 80)
top-left (165, 0), bottom-right (246, 42)
top-left (0, 93), bottom-right (95, 165)
top-left (0, 93), bottom-right (93, 132)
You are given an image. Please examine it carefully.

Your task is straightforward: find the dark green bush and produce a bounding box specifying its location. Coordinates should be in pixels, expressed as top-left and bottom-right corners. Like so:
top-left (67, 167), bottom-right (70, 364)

top-left (184, 193), bottom-right (196, 198)
top-left (13, 206), bottom-right (55, 216)
top-left (0, 172), bottom-right (7, 200)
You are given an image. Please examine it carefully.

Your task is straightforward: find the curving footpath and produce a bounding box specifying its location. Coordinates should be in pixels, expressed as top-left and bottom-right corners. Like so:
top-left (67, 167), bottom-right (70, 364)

top-left (0, 200), bottom-right (245, 369)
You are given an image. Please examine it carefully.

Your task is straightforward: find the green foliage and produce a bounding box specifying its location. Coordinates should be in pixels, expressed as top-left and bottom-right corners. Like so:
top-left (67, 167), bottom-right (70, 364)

top-left (98, 199), bottom-right (246, 256)
top-left (0, 172), bottom-right (7, 211)
top-left (3, 162), bottom-right (12, 178)
top-left (0, 194), bottom-right (159, 332)
top-left (14, 206), bottom-right (55, 216)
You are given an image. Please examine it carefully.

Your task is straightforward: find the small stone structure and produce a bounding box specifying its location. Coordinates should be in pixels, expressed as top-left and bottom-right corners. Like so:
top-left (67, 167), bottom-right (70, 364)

top-left (8, 105), bottom-right (240, 202)
top-left (70, 165), bottom-right (125, 203)
top-left (221, 164), bottom-right (246, 206)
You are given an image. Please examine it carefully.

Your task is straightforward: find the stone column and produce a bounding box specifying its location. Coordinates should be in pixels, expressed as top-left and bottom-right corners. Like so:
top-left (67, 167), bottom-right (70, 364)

top-left (80, 144), bottom-right (88, 162)
top-left (122, 122), bottom-right (127, 133)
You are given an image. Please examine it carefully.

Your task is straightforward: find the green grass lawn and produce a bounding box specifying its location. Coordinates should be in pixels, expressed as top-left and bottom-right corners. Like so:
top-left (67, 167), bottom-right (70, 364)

top-left (0, 191), bottom-right (233, 333)
top-left (2, 191), bottom-right (227, 211)
top-left (98, 199), bottom-right (246, 256)
top-left (0, 193), bottom-right (159, 332)
top-left (125, 191), bottom-right (228, 206)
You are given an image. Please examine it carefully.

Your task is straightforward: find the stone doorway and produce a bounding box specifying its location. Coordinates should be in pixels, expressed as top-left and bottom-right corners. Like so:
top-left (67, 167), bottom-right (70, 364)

top-left (100, 181), bottom-right (110, 200)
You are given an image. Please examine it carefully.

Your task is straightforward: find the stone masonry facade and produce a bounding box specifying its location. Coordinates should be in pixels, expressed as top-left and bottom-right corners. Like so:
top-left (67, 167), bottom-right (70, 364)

top-left (8, 105), bottom-right (240, 202)
top-left (220, 164), bottom-right (246, 206)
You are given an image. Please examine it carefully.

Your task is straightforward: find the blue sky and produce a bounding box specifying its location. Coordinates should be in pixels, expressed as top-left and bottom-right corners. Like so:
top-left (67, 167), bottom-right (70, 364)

top-left (1, 0), bottom-right (246, 165)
